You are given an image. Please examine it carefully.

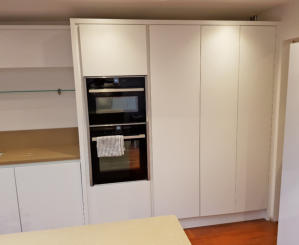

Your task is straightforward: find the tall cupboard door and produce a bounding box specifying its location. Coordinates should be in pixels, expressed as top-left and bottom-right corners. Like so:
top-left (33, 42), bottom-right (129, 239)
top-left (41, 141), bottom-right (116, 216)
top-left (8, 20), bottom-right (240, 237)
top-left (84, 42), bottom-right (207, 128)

top-left (15, 161), bottom-right (84, 232)
top-left (200, 26), bottom-right (240, 216)
top-left (150, 25), bottom-right (200, 219)
top-left (0, 168), bottom-right (21, 234)
top-left (236, 26), bottom-right (275, 212)
top-left (79, 25), bottom-right (148, 76)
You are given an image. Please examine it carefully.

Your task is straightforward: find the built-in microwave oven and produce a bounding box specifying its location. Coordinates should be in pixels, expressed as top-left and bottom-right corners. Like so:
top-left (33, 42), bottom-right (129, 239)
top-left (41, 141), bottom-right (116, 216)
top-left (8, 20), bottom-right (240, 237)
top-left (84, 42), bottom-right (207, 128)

top-left (86, 76), bottom-right (146, 126)
top-left (89, 124), bottom-right (148, 185)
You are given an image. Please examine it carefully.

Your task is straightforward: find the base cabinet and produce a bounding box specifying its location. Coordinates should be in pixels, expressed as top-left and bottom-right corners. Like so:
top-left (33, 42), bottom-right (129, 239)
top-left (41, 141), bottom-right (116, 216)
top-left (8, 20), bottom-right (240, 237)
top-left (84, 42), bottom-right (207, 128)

top-left (15, 161), bottom-right (84, 232)
top-left (88, 181), bottom-right (151, 224)
top-left (0, 168), bottom-right (21, 234)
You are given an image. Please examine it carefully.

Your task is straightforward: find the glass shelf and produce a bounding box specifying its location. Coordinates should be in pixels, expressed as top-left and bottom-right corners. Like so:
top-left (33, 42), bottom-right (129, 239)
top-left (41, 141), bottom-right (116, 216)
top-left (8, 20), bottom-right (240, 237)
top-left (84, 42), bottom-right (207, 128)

top-left (0, 89), bottom-right (75, 95)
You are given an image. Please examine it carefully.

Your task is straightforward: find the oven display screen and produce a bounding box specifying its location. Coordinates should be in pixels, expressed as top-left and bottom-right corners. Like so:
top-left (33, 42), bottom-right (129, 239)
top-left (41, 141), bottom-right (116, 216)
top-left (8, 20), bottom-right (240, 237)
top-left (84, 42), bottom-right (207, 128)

top-left (95, 96), bottom-right (138, 114)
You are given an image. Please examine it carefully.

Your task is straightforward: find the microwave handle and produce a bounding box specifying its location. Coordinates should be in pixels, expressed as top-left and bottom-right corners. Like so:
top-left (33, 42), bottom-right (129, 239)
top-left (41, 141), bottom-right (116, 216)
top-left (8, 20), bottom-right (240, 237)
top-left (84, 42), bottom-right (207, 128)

top-left (91, 134), bottom-right (145, 142)
top-left (89, 88), bottom-right (144, 93)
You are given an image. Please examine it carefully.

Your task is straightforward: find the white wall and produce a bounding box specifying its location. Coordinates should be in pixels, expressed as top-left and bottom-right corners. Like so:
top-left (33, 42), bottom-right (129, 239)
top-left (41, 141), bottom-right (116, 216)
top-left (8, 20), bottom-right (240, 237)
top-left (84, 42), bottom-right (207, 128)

top-left (0, 68), bottom-right (77, 131)
top-left (276, 42), bottom-right (299, 245)
top-left (258, 0), bottom-right (299, 221)
top-left (0, 26), bottom-right (78, 131)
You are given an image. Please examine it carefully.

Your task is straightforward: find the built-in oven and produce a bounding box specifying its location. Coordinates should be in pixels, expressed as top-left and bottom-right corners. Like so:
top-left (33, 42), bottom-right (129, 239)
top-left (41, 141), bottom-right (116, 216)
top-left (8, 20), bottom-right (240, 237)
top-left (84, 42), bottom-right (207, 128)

top-left (86, 76), bottom-right (146, 126)
top-left (89, 124), bottom-right (148, 185)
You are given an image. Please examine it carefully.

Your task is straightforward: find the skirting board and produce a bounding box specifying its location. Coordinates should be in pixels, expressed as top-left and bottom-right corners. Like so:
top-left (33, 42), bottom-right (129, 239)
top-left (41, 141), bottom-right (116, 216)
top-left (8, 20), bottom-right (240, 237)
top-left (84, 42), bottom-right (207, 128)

top-left (179, 210), bottom-right (267, 229)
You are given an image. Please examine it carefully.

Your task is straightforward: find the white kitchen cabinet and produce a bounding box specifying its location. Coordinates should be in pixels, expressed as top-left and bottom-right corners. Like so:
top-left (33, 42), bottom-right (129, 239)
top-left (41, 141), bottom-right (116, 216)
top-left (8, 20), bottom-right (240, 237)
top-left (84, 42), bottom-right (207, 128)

top-left (79, 25), bottom-right (147, 76)
top-left (0, 27), bottom-right (72, 68)
top-left (0, 168), bottom-right (21, 234)
top-left (15, 161), bottom-right (84, 232)
top-left (150, 25), bottom-right (200, 219)
top-left (200, 26), bottom-right (240, 216)
top-left (236, 26), bottom-right (275, 212)
top-left (88, 181), bottom-right (151, 224)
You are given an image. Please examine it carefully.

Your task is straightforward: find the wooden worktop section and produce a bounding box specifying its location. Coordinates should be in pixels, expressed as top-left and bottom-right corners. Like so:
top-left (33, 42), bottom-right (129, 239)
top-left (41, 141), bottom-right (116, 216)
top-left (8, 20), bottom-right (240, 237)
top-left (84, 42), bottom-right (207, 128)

top-left (0, 145), bottom-right (80, 165)
top-left (0, 216), bottom-right (191, 245)
top-left (0, 128), bottom-right (80, 165)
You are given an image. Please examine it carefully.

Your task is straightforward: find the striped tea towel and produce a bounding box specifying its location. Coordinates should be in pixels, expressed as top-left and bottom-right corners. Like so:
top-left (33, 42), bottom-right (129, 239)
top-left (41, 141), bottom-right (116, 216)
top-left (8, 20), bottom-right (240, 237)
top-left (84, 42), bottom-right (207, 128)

top-left (96, 135), bottom-right (125, 158)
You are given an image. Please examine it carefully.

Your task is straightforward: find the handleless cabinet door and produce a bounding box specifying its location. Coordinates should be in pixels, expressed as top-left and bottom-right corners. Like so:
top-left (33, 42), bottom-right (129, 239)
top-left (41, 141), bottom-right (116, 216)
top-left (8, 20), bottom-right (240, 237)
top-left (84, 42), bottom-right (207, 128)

top-left (200, 26), bottom-right (240, 216)
top-left (79, 25), bottom-right (148, 76)
top-left (150, 25), bottom-right (200, 219)
top-left (236, 26), bottom-right (275, 212)
top-left (15, 161), bottom-right (84, 232)
top-left (0, 168), bottom-right (21, 234)
top-left (88, 181), bottom-right (151, 224)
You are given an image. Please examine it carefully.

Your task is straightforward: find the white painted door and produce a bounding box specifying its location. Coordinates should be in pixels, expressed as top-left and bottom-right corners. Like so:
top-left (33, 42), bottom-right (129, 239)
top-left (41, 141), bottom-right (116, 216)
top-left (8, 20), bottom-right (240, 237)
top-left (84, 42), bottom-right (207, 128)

top-left (79, 25), bottom-right (148, 76)
top-left (0, 28), bottom-right (72, 68)
top-left (0, 167), bottom-right (21, 234)
top-left (15, 161), bottom-right (84, 232)
top-left (236, 26), bottom-right (275, 212)
top-left (150, 25), bottom-right (200, 219)
top-left (277, 43), bottom-right (299, 245)
top-left (88, 180), bottom-right (151, 224)
top-left (200, 26), bottom-right (240, 216)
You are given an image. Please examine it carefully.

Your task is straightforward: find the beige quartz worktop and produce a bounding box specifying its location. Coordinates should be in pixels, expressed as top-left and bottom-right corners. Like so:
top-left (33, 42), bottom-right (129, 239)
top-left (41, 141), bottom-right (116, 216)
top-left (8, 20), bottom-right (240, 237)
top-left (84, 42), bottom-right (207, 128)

top-left (0, 216), bottom-right (190, 245)
top-left (0, 145), bottom-right (80, 165)
top-left (0, 128), bottom-right (80, 165)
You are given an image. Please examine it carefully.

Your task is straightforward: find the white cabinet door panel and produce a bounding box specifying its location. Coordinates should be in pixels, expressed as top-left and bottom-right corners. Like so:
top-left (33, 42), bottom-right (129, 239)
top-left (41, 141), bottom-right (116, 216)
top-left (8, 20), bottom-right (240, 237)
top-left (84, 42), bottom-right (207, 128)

top-left (200, 26), bottom-right (239, 216)
top-left (88, 181), bottom-right (151, 224)
top-left (0, 168), bottom-right (21, 234)
top-left (15, 161), bottom-right (84, 232)
top-left (150, 25), bottom-right (200, 219)
top-left (79, 25), bottom-right (147, 76)
top-left (0, 28), bottom-right (72, 68)
top-left (236, 26), bottom-right (275, 212)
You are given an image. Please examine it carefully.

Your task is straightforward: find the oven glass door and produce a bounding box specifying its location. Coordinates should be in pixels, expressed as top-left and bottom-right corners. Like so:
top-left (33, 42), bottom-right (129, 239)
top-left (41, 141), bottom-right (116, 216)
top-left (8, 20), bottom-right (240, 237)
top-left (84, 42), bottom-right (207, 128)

top-left (88, 90), bottom-right (146, 125)
top-left (91, 138), bottom-right (148, 184)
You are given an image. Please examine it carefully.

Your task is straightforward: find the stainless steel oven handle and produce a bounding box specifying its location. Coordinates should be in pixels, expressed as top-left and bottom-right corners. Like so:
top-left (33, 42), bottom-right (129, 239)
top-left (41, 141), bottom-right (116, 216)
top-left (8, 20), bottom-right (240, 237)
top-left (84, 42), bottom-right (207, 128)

top-left (89, 88), bottom-right (144, 93)
top-left (91, 134), bottom-right (145, 142)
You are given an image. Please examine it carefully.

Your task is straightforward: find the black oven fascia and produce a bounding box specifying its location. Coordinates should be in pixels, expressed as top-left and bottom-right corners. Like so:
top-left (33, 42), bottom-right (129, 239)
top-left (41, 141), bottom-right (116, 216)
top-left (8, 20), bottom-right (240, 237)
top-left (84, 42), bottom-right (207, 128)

top-left (90, 124), bottom-right (148, 185)
top-left (86, 76), bottom-right (146, 126)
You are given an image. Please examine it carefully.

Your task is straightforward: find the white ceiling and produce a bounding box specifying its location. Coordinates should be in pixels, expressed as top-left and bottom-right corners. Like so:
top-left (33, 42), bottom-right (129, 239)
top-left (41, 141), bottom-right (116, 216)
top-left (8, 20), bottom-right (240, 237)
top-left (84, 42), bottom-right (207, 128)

top-left (0, 0), bottom-right (288, 22)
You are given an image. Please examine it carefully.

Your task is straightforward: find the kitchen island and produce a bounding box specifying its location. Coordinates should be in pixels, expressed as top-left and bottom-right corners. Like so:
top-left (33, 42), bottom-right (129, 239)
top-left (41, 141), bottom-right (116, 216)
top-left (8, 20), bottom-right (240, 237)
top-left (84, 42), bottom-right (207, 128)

top-left (0, 216), bottom-right (191, 245)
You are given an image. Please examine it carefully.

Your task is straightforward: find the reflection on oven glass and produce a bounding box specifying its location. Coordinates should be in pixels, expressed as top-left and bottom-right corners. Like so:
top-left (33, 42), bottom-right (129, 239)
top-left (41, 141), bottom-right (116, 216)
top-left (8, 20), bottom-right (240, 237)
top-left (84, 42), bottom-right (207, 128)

top-left (99, 140), bottom-right (140, 172)
top-left (96, 96), bottom-right (138, 114)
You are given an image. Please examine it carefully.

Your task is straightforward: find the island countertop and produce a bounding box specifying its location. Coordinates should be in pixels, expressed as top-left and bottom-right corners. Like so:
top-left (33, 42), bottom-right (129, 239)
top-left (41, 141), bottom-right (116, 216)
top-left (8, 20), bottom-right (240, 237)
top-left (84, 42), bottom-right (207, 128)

top-left (0, 216), bottom-right (191, 245)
